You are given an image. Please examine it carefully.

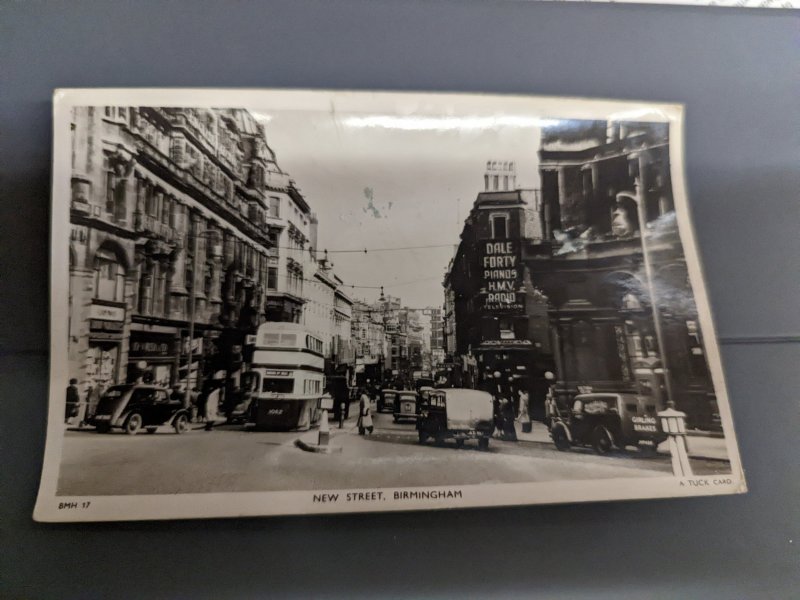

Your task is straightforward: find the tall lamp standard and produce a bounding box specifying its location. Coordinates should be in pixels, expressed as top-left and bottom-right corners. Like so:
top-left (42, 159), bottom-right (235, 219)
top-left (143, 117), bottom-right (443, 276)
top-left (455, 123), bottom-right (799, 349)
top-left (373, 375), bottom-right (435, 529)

top-left (617, 181), bottom-right (675, 408)
top-left (183, 228), bottom-right (223, 409)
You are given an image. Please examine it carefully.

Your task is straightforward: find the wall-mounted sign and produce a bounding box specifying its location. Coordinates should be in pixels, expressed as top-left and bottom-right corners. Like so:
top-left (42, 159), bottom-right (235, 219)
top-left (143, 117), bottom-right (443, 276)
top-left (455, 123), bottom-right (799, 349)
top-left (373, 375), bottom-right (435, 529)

top-left (479, 240), bottom-right (524, 314)
top-left (89, 302), bottom-right (125, 322)
top-left (129, 332), bottom-right (175, 358)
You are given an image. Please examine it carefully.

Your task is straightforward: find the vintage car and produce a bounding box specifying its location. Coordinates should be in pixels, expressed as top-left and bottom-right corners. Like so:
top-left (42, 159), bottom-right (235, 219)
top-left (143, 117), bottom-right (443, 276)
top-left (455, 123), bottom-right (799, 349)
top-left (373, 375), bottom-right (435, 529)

top-left (417, 386), bottom-right (436, 402)
top-left (414, 377), bottom-right (435, 391)
top-left (91, 384), bottom-right (191, 435)
top-left (417, 388), bottom-right (494, 450)
top-left (549, 392), bottom-right (667, 454)
top-left (377, 389), bottom-right (398, 413)
top-left (393, 390), bottom-right (420, 423)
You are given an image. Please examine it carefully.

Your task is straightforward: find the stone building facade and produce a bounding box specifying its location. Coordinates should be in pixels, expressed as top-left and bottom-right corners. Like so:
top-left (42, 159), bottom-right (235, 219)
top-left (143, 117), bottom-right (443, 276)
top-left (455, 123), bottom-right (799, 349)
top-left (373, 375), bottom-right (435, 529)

top-left (68, 106), bottom-right (288, 394)
top-left (527, 119), bottom-right (719, 429)
top-left (443, 163), bottom-right (552, 399)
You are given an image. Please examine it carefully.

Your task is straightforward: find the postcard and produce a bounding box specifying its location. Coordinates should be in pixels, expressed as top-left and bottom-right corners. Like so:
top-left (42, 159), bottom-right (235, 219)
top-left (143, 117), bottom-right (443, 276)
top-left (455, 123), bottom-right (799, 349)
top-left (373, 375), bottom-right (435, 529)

top-left (35, 88), bottom-right (745, 521)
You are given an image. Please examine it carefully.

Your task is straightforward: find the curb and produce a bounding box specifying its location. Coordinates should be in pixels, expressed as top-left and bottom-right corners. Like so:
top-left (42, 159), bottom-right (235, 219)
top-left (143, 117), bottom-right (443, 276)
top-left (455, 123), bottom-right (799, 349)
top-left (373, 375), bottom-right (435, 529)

top-left (294, 437), bottom-right (342, 454)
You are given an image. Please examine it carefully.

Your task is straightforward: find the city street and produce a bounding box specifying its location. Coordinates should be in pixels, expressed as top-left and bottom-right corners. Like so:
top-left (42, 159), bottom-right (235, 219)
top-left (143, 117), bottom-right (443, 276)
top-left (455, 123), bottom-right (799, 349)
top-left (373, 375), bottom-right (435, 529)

top-left (57, 408), bottom-right (731, 496)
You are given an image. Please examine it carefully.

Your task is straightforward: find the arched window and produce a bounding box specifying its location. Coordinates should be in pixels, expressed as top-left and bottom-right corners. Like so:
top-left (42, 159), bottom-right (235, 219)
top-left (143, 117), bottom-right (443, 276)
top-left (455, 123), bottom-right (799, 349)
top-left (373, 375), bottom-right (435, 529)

top-left (94, 248), bottom-right (125, 302)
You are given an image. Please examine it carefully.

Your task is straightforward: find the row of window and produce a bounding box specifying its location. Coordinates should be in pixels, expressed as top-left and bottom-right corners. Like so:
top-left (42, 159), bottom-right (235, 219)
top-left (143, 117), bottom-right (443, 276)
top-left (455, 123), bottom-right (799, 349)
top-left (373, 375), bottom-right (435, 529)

top-left (260, 377), bottom-right (323, 395)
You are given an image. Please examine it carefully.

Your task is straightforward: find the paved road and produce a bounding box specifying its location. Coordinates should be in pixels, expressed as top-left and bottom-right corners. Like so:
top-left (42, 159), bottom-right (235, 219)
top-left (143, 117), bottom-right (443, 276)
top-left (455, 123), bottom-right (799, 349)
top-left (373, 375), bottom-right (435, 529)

top-left (57, 411), bottom-right (731, 496)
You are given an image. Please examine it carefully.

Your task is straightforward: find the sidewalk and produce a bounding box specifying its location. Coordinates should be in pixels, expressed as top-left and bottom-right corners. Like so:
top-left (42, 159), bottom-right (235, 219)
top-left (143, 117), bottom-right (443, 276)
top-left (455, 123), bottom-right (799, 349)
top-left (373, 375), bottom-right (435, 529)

top-left (513, 421), bottom-right (730, 461)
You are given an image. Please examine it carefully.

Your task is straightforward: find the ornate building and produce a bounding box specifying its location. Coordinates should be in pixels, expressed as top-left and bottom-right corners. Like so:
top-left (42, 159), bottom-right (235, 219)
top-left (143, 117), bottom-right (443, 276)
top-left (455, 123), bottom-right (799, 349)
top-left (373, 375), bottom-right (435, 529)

top-left (68, 106), bottom-right (289, 393)
top-left (526, 120), bottom-right (718, 429)
top-left (443, 162), bottom-right (552, 400)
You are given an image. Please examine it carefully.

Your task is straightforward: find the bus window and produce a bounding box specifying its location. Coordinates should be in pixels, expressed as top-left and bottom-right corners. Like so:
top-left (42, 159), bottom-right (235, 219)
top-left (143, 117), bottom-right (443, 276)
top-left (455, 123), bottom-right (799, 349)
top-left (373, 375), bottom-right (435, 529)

top-left (279, 333), bottom-right (297, 346)
top-left (263, 379), bottom-right (294, 394)
top-left (263, 333), bottom-right (280, 346)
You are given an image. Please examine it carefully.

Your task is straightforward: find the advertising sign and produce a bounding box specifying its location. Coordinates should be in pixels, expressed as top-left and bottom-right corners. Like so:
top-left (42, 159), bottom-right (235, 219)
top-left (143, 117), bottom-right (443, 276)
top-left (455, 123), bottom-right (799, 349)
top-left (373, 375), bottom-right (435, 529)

top-left (129, 332), bottom-right (175, 358)
top-left (479, 240), bottom-right (524, 314)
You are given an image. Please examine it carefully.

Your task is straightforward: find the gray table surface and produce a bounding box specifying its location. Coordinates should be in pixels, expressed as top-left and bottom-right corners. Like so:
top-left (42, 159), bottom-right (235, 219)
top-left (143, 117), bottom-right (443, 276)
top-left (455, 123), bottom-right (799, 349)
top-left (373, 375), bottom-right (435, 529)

top-left (1, 1), bottom-right (798, 598)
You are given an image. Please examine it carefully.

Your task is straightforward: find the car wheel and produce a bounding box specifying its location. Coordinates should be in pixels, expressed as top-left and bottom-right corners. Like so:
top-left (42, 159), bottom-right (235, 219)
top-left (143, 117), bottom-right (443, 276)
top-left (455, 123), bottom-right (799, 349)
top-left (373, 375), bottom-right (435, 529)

top-left (124, 413), bottom-right (143, 435)
top-left (418, 430), bottom-right (428, 445)
top-left (552, 425), bottom-right (571, 451)
top-left (146, 427), bottom-right (157, 434)
top-left (173, 413), bottom-right (189, 434)
top-left (592, 426), bottom-right (613, 455)
top-left (478, 437), bottom-right (489, 451)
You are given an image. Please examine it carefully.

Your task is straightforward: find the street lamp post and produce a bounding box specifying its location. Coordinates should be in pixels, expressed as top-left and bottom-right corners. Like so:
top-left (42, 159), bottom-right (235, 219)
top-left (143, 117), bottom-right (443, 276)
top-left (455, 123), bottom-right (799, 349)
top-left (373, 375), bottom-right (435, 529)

top-left (617, 180), bottom-right (675, 408)
top-left (183, 228), bottom-right (222, 409)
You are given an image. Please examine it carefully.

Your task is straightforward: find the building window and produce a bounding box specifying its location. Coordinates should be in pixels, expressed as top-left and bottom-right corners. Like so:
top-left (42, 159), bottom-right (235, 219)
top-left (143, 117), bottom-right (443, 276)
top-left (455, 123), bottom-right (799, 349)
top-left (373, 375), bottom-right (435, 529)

top-left (269, 197), bottom-right (280, 218)
top-left (137, 266), bottom-right (152, 315)
top-left (491, 214), bottom-right (508, 240)
top-left (267, 267), bottom-right (278, 290)
top-left (94, 249), bottom-right (125, 302)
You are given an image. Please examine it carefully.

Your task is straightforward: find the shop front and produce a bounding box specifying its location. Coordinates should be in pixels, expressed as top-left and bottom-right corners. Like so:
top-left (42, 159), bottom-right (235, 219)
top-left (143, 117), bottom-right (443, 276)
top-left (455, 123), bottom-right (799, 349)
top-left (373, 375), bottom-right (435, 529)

top-left (127, 330), bottom-right (179, 387)
top-left (85, 300), bottom-right (126, 390)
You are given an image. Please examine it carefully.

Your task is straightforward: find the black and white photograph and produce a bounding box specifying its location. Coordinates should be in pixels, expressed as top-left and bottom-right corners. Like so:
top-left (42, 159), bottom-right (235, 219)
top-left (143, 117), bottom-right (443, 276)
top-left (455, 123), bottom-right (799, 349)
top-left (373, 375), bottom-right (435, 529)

top-left (35, 89), bottom-right (746, 521)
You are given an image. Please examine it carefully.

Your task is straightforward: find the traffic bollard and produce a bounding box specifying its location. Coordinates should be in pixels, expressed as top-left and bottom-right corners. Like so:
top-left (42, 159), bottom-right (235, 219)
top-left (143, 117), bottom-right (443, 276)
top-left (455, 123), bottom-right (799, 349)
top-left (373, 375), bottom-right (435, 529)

top-left (658, 403), bottom-right (693, 477)
top-left (318, 409), bottom-right (330, 447)
top-left (339, 402), bottom-right (345, 429)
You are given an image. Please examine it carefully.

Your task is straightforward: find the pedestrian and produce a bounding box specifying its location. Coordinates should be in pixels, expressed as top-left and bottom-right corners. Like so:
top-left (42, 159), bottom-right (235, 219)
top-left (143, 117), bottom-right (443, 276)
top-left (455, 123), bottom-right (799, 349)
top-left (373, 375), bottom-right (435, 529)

top-left (501, 397), bottom-right (518, 441)
top-left (196, 384), bottom-right (209, 424)
top-left (86, 383), bottom-right (103, 425)
top-left (205, 380), bottom-right (223, 431)
top-left (76, 385), bottom-right (89, 428)
top-left (357, 387), bottom-right (373, 435)
top-left (542, 371), bottom-right (557, 429)
top-left (518, 388), bottom-right (532, 433)
top-left (65, 378), bottom-right (80, 424)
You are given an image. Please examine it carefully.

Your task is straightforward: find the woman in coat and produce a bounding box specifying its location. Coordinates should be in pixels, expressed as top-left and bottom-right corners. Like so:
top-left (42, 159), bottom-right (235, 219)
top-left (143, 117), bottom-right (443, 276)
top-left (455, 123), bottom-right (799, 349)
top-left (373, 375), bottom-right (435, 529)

top-left (357, 388), bottom-right (374, 435)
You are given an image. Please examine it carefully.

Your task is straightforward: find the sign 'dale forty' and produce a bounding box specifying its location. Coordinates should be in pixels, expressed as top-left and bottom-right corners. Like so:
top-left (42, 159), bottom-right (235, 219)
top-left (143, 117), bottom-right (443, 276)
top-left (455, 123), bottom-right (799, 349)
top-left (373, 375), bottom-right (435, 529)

top-left (480, 241), bottom-right (523, 313)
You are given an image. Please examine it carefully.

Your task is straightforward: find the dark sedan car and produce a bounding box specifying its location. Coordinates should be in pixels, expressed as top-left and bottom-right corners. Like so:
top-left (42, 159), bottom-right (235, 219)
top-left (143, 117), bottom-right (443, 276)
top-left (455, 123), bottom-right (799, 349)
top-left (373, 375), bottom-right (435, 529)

top-left (91, 384), bottom-right (191, 435)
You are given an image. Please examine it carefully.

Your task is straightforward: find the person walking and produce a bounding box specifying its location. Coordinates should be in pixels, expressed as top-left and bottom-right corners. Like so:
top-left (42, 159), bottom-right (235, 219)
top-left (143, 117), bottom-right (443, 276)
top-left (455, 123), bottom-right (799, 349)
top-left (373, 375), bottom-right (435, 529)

top-left (196, 383), bottom-right (209, 424)
top-left (85, 382), bottom-right (103, 426)
top-left (65, 378), bottom-right (80, 425)
top-left (500, 397), bottom-right (518, 441)
top-left (517, 388), bottom-right (532, 433)
top-left (205, 380), bottom-right (223, 431)
top-left (357, 387), bottom-right (373, 435)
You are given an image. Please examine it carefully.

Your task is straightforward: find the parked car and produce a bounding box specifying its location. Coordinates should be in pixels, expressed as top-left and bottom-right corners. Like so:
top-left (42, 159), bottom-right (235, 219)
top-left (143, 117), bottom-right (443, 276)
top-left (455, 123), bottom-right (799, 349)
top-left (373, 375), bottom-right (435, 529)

top-left (417, 388), bottom-right (494, 450)
top-left (393, 390), bottom-right (420, 423)
top-left (377, 389), bottom-right (398, 413)
top-left (549, 392), bottom-right (667, 454)
top-left (91, 384), bottom-right (191, 435)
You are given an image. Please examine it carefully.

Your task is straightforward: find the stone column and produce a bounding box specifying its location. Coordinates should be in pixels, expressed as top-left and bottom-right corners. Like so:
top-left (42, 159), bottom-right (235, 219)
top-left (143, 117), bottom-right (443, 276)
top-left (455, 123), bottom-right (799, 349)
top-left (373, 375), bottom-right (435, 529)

top-left (637, 151), bottom-right (650, 224)
top-left (169, 203), bottom-right (188, 294)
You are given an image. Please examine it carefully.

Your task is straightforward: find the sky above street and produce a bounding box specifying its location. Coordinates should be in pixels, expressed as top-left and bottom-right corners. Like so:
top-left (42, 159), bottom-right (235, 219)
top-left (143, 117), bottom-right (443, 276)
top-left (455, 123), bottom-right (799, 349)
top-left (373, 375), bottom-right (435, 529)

top-left (258, 106), bottom-right (542, 308)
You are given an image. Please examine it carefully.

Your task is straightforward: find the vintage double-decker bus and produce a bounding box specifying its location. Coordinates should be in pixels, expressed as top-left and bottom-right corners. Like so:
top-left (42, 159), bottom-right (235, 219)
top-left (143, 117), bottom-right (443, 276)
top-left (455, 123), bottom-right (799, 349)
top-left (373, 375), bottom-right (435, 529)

top-left (245, 322), bottom-right (325, 431)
